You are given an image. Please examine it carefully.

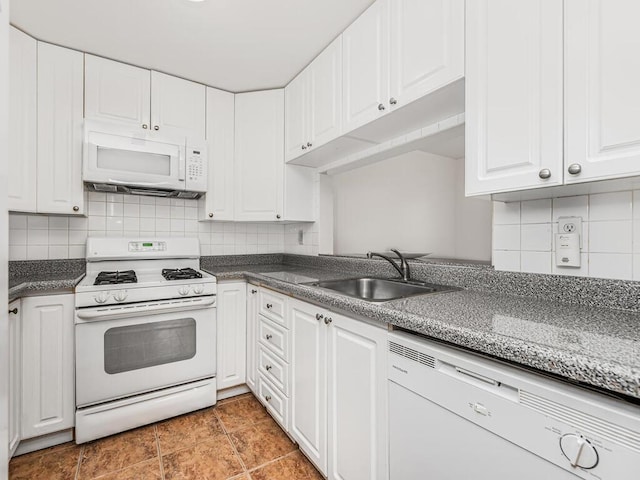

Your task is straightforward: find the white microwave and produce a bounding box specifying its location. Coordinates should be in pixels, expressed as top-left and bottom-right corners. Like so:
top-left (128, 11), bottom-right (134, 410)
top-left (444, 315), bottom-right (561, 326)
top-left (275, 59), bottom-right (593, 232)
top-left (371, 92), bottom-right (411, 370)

top-left (83, 121), bottom-right (207, 198)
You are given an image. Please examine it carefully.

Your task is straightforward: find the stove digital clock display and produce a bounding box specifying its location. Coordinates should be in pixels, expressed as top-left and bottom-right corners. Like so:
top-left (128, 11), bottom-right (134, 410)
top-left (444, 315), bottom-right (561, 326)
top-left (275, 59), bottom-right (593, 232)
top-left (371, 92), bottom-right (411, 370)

top-left (129, 241), bottom-right (167, 252)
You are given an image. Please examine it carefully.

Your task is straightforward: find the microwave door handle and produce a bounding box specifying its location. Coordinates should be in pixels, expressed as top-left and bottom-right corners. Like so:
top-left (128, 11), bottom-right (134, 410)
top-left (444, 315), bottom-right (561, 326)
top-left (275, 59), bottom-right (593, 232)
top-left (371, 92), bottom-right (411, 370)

top-left (178, 146), bottom-right (186, 182)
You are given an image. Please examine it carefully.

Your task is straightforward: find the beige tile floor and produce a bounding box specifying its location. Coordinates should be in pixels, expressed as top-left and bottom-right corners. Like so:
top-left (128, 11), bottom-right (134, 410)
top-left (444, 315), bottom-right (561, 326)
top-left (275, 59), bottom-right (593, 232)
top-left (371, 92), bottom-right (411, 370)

top-left (9, 393), bottom-right (323, 480)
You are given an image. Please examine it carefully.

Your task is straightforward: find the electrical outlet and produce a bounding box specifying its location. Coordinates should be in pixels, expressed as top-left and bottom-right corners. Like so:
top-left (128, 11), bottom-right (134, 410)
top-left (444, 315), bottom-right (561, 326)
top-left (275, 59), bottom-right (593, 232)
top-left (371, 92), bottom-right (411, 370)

top-left (298, 229), bottom-right (304, 245)
top-left (557, 216), bottom-right (583, 248)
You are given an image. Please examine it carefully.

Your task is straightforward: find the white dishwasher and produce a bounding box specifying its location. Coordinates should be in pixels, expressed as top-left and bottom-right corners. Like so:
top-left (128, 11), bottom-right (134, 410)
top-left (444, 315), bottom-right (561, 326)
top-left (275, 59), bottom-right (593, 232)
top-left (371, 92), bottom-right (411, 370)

top-left (388, 330), bottom-right (640, 480)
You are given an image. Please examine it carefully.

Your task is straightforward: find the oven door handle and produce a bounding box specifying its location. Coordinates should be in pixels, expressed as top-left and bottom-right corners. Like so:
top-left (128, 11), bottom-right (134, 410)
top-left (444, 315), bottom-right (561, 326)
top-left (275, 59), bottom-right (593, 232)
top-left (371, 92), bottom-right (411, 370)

top-left (76, 296), bottom-right (216, 322)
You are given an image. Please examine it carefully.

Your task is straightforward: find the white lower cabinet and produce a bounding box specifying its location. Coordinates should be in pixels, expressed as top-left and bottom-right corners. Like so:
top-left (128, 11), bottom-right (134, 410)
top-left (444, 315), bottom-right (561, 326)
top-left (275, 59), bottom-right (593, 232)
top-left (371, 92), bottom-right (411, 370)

top-left (21, 294), bottom-right (75, 439)
top-left (246, 284), bottom-right (259, 393)
top-left (216, 282), bottom-right (247, 390)
top-left (8, 299), bottom-right (22, 457)
top-left (289, 297), bottom-right (389, 480)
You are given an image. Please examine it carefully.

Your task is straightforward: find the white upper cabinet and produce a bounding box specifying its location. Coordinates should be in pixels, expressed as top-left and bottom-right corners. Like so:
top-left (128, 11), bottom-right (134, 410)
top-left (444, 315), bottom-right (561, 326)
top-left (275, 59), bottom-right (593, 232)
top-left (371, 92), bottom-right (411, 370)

top-left (465, 0), bottom-right (564, 196)
top-left (151, 71), bottom-right (206, 140)
top-left (342, 0), bottom-right (390, 134)
top-left (564, 0), bottom-right (640, 184)
top-left (285, 36), bottom-right (342, 162)
top-left (308, 37), bottom-right (343, 152)
top-left (200, 87), bottom-right (235, 221)
top-left (8, 27), bottom-right (37, 213)
top-left (389, 0), bottom-right (464, 109)
top-left (85, 57), bottom-right (205, 140)
top-left (37, 42), bottom-right (85, 215)
top-left (84, 54), bottom-right (151, 129)
top-left (234, 90), bottom-right (285, 221)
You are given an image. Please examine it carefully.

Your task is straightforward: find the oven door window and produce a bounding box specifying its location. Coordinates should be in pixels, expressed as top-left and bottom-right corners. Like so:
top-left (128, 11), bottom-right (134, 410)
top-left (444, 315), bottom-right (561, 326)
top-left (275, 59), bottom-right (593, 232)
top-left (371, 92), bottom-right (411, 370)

top-left (104, 318), bottom-right (196, 374)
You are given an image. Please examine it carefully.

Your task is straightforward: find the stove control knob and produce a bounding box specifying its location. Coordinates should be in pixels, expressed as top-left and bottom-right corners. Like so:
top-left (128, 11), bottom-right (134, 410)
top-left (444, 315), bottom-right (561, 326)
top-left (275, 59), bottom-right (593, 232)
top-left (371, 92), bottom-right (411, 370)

top-left (113, 291), bottom-right (128, 303)
top-left (178, 286), bottom-right (191, 296)
top-left (94, 292), bottom-right (109, 304)
top-left (560, 434), bottom-right (599, 469)
top-left (193, 285), bottom-right (204, 295)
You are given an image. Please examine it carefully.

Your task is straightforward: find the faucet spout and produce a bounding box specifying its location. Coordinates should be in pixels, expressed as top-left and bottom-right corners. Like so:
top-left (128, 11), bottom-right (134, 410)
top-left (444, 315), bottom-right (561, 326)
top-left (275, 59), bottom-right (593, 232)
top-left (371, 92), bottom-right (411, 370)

top-left (366, 249), bottom-right (411, 282)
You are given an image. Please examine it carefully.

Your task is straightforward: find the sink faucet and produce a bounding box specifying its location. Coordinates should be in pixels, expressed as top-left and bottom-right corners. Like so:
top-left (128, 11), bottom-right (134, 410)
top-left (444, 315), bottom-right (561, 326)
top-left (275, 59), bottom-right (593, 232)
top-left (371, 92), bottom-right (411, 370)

top-left (366, 249), bottom-right (411, 282)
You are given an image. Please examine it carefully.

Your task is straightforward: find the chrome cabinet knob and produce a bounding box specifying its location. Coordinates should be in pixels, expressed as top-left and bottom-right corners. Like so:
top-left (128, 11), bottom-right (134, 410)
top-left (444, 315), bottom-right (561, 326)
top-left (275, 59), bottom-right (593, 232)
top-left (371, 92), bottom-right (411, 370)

top-left (251, 289), bottom-right (257, 294)
top-left (8, 308), bottom-right (18, 315)
top-left (307, 142), bottom-right (313, 148)
top-left (315, 313), bottom-right (324, 321)
top-left (538, 169), bottom-right (551, 179)
top-left (378, 103), bottom-right (386, 111)
top-left (276, 214), bottom-right (281, 219)
top-left (265, 395), bottom-right (272, 402)
top-left (72, 206), bottom-right (79, 212)
top-left (266, 303), bottom-right (273, 309)
top-left (142, 124), bottom-right (148, 129)
top-left (324, 317), bottom-right (332, 325)
top-left (390, 97), bottom-right (398, 105)
top-left (265, 334), bottom-right (273, 340)
top-left (568, 163), bottom-right (582, 175)
top-left (265, 365), bottom-right (272, 371)
top-left (208, 213), bottom-right (214, 218)
top-left (154, 125), bottom-right (160, 131)
top-left (302, 145), bottom-right (307, 150)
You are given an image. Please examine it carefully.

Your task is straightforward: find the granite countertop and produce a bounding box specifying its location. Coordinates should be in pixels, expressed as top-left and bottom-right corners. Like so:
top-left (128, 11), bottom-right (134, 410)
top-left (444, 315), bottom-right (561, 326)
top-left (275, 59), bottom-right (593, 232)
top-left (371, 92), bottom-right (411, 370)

top-left (205, 263), bottom-right (640, 401)
top-left (9, 272), bottom-right (86, 303)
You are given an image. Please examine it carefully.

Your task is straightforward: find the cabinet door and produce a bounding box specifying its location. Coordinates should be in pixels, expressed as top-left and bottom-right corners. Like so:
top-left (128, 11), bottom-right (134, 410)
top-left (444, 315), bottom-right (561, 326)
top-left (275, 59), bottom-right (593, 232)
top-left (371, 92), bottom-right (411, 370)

top-left (246, 285), bottom-right (259, 393)
top-left (37, 42), bottom-right (85, 215)
top-left (327, 313), bottom-right (388, 480)
top-left (565, 0), bottom-right (640, 183)
top-left (200, 87), bottom-right (235, 221)
top-left (342, 0), bottom-right (390, 134)
top-left (8, 300), bottom-right (21, 457)
top-left (309, 36), bottom-right (343, 150)
top-left (389, 0), bottom-right (464, 108)
top-left (234, 90), bottom-right (284, 222)
top-left (8, 27), bottom-right (37, 213)
top-left (84, 54), bottom-right (151, 129)
top-left (150, 71), bottom-right (206, 140)
top-left (216, 282), bottom-right (247, 390)
top-left (290, 299), bottom-right (327, 475)
top-left (284, 70), bottom-right (309, 162)
top-left (465, 0), bottom-right (563, 196)
top-left (21, 294), bottom-right (75, 439)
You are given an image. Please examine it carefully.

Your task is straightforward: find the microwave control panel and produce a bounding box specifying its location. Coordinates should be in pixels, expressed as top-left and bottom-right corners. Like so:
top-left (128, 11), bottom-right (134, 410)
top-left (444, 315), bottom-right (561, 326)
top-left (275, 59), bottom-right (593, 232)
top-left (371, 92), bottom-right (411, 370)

top-left (185, 143), bottom-right (207, 192)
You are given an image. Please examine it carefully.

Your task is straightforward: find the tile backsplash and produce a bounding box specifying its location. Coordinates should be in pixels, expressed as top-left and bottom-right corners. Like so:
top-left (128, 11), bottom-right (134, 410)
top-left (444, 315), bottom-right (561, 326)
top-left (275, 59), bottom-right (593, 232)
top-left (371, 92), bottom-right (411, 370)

top-left (9, 192), bottom-right (318, 260)
top-left (493, 190), bottom-right (640, 280)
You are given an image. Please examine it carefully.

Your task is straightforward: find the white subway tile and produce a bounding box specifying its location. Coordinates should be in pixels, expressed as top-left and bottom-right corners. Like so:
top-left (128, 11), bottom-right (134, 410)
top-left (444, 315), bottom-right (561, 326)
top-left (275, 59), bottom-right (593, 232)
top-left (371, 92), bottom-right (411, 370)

top-left (223, 245), bottom-right (235, 254)
top-left (156, 206), bottom-right (170, 218)
top-left (170, 198), bottom-right (185, 207)
top-left (106, 217), bottom-right (124, 232)
top-left (123, 203), bottom-right (140, 217)
top-left (521, 199), bottom-right (552, 224)
top-left (139, 196), bottom-right (155, 205)
top-left (106, 193), bottom-right (123, 203)
top-left (27, 245), bottom-right (48, 260)
top-left (589, 253), bottom-right (632, 280)
top-left (49, 229), bottom-right (69, 246)
top-left (211, 233), bottom-right (224, 245)
top-left (9, 229), bottom-right (27, 246)
top-left (155, 197), bottom-right (170, 206)
top-left (123, 217), bottom-right (140, 231)
top-left (170, 206), bottom-right (185, 218)
top-left (589, 191), bottom-right (632, 221)
top-left (69, 217), bottom-right (88, 230)
top-left (88, 201), bottom-right (106, 216)
top-left (139, 218), bottom-right (155, 232)
top-left (48, 246), bottom-right (69, 259)
top-left (493, 202), bottom-right (520, 225)
top-left (69, 229), bottom-right (88, 245)
top-left (27, 229), bottom-right (48, 245)
top-left (9, 245), bottom-right (27, 261)
top-left (9, 214), bottom-right (27, 229)
top-left (170, 219), bottom-right (185, 231)
top-left (48, 217), bottom-right (69, 230)
top-left (106, 202), bottom-right (124, 217)
top-left (69, 245), bottom-right (86, 259)
top-left (521, 224), bottom-right (552, 251)
top-left (521, 251), bottom-right (552, 274)
top-left (184, 220), bottom-right (198, 233)
top-left (88, 192), bottom-right (106, 202)
top-left (139, 204), bottom-right (155, 218)
top-left (123, 195), bottom-right (140, 204)
top-left (589, 221), bottom-right (632, 253)
top-left (27, 216), bottom-right (48, 230)
top-left (493, 225), bottom-right (520, 251)
top-left (88, 215), bottom-right (106, 231)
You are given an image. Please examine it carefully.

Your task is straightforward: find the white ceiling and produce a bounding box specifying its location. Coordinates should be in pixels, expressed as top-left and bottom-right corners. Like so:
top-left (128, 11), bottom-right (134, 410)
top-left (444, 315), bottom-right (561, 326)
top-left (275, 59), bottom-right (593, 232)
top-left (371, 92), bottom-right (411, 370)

top-left (11, 0), bottom-right (375, 93)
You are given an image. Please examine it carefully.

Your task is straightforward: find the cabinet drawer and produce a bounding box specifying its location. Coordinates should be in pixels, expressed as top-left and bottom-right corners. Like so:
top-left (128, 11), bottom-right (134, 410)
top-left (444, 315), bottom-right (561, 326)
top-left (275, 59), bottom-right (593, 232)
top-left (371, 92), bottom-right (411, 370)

top-left (259, 289), bottom-right (287, 327)
top-left (258, 373), bottom-right (288, 430)
top-left (258, 315), bottom-right (290, 362)
top-left (258, 345), bottom-right (289, 395)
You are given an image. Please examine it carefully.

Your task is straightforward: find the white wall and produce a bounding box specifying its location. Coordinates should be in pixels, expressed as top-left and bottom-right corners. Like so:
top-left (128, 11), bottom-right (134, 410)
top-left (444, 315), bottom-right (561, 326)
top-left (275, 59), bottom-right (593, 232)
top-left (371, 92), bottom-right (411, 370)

top-left (493, 191), bottom-right (640, 280)
top-left (332, 151), bottom-right (492, 260)
top-left (1, 0), bottom-right (10, 475)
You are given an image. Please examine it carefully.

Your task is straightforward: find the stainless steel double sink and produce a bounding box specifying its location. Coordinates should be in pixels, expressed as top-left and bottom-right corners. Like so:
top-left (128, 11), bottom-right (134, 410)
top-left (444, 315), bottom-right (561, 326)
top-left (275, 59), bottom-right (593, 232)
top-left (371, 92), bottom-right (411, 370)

top-left (304, 277), bottom-right (458, 302)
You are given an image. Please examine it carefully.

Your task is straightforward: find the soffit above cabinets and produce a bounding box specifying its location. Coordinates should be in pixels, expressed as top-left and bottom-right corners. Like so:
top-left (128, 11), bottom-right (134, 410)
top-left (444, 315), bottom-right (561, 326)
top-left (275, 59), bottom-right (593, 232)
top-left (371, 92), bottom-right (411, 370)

top-left (10, 0), bottom-right (375, 93)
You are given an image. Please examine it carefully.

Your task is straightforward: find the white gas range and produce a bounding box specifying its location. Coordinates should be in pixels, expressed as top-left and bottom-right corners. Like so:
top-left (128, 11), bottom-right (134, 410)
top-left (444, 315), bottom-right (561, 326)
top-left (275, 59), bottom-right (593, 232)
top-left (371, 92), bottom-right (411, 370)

top-left (74, 237), bottom-right (218, 444)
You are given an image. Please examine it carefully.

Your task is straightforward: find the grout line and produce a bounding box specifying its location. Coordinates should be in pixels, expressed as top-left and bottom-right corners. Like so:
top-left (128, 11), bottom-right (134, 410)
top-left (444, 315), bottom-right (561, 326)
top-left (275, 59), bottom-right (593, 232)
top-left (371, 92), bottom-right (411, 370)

top-left (74, 445), bottom-right (84, 480)
top-left (226, 432), bottom-right (249, 473)
top-left (154, 425), bottom-right (165, 480)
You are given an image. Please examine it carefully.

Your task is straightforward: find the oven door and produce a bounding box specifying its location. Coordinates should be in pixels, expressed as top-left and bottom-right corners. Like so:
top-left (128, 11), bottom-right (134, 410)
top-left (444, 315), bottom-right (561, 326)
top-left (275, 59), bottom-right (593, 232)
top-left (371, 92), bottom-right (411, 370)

top-left (83, 130), bottom-right (185, 190)
top-left (75, 301), bottom-right (216, 407)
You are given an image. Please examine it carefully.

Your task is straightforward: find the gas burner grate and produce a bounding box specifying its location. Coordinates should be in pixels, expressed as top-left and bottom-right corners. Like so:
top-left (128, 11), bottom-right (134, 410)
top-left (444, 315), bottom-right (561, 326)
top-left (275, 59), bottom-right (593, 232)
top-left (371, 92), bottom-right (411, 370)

top-left (94, 270), bottom-right (138, 286)
top-left (162, 268), bottom-right (203, 281)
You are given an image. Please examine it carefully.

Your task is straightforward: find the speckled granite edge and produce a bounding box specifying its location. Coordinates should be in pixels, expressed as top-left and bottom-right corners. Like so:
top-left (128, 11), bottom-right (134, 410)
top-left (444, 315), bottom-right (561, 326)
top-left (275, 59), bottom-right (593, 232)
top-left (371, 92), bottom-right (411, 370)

top-left (9, 276), bottom-right (85, 303)
top-left (202, 264), bottom-right (640, 400)
top-left (9, 259), bottom-right (86, 302)
top-left (282, 254), bottom-right (640, 312)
